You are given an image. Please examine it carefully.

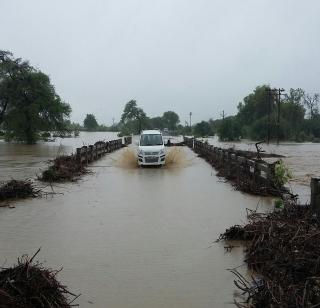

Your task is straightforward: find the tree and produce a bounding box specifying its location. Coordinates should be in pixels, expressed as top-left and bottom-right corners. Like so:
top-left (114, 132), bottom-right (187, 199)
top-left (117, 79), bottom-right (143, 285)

top-left (208, 118), bottom-right (222, 135)
top-left (0, 51), bottom-right (32, 126)
top-left (83, 114), bottom-right (98, 131)
top-left (162, 111), bottom-right (180, 131)
top-left (193, 121), bottom-right (212, 137)
top-left (149, 116), bottom-right (165, 130)
top-left (237, 85), bottom-right (272, 129)
top-left (282, 88), bottom-right (306, 139)
top-left (218, 116), bottom-right (241, 141)
top-left (121, 100), bottom-right (138, 122)
top-left (0, 51), bottom-right (71, 144)
top-left (120, 100), bottom-right (147, 134)
top-left (304, 93), bottom-right (319, 119)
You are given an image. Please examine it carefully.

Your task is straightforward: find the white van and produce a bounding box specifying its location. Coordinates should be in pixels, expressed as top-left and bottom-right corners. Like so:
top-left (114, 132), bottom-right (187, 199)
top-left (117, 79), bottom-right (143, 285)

top-left (137, 130), bottom-right (166, 166)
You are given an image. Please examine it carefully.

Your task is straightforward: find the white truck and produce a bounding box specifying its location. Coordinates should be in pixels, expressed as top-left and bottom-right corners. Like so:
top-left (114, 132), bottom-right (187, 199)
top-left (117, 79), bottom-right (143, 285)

top-left (137, 130), bottom-right (166, 166)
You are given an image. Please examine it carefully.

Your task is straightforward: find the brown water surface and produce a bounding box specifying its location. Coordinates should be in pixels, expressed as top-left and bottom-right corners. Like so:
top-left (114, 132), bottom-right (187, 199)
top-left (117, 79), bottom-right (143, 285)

top-left (0, 133), bottom-right (311, 307)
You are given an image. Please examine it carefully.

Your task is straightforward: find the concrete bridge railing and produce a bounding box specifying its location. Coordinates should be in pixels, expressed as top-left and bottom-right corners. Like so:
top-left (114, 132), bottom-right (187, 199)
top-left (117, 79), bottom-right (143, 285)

top-left (76, 137), bottom-right (131, 165)
top-left (184, 137), bottom-right (277, 191)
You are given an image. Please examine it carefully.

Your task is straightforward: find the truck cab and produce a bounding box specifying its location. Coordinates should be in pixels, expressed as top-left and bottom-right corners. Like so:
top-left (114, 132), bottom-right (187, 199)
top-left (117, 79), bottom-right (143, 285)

top-left (137, 130), bottom-right (166, 166)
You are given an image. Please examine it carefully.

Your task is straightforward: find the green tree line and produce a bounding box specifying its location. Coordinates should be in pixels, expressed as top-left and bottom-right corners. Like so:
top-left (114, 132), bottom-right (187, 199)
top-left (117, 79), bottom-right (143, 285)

top-left (60, 103), bottom-right (183, 136)
top-left (116, 100), bottom-right (181, 136)
top-left (185, 85), bottom-right (320, 142)
top-left (2, 51), bottom-right (318, 144)
top-left (218, 85), bottom-right (320, 142)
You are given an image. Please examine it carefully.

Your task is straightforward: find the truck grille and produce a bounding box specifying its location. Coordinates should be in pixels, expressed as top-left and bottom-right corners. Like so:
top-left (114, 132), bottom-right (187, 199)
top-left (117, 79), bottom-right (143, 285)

top-left (145, 151), bottom-right (159, 155)
top-left (145, 157), bottom-right (159, 163)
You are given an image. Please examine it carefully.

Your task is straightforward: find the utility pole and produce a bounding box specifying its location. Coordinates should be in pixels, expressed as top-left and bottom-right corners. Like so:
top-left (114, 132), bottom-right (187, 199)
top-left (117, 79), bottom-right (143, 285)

top-left (220, 110), bottom-right (225, 120)
top-left (265, 88), bottom-right (285, 145)
top-left (189, 112), bottom-right (192, 130)
top-left (112, 117), bottom-right (115, 126)
top-left (276, 88), bottom-right (285, 145)
top-left (266, 88), bottom-right (272, 145)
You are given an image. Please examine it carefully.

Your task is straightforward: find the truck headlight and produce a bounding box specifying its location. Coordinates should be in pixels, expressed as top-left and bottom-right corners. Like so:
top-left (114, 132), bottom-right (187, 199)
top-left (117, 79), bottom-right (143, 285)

top-left (138, 150), bottom-right (144, 156)
top-left (159, 150), bottom-right (165, 155)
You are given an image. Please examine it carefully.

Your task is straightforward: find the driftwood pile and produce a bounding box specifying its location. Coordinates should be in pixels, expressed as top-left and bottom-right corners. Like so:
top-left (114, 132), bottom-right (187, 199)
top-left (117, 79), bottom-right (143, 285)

top-left (219, 202), bottom-right (320, 307)
top-left (0, 180), bottom-right (40, 202)
top-left (0, 250), bottom-right (79, 308)
top-left (40, 156), bottom-right (87, 182)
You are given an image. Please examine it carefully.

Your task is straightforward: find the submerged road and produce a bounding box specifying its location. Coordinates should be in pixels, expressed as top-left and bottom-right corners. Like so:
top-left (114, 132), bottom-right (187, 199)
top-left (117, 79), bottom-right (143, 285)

top-left (0, 138), bottom-right (272, 307)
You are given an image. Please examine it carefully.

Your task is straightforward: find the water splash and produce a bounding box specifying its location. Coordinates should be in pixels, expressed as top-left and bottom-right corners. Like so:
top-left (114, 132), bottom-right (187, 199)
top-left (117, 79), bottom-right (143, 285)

top-left (114, 148), bottom-right (138, 169)
top-left (164, 147), bottom-right (191, 169)
top-left (115, 146), bottom-right (191, 169)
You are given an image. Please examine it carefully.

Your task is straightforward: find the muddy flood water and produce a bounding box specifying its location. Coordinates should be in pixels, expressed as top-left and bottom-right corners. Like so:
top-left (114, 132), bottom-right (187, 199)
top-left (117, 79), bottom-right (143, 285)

top-left (0, 132), bottom-right (316, 307)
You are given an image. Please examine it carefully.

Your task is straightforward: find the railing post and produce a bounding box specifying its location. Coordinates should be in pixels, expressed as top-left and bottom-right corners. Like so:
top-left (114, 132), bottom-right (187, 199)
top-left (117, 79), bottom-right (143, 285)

top-left (76, 148), bottom-right (81, 164)
top-left (267, 163), bottom-right (275, 187)
top-left (253, 162), bottom-right (261, 184)
top-left (236, 156), bottom-right (240, 184)
top-left (311, 178), bottom-right (320, 214)
top-left (88, 145), bottom-right (93, 162)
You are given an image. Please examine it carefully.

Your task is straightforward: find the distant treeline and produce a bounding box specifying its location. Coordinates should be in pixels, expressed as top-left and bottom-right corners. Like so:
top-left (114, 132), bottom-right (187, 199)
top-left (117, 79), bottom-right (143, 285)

top-left (170, 85), bottom-right (320, 142)
top-left (109, 86), bottom-right (320, 143)
top-left (76, 101), bottom-right (184, 136)
top-left (2, 49), bottom-right (318, 144)
top-left (215, 85), bottom-right (320, 142)
top-left (48, 85), bottom-right (320, 142)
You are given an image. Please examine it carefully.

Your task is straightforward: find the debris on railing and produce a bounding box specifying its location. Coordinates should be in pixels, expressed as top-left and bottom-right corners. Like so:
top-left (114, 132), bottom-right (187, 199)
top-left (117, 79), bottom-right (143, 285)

top-left (40, 138), bottom-right (130, 182)
top-left (184, 137), bottom-right (288, 196)
top-left (40, 155), bottom-right (88, 182)
top-left (0, 249), bottom-right (79, 308)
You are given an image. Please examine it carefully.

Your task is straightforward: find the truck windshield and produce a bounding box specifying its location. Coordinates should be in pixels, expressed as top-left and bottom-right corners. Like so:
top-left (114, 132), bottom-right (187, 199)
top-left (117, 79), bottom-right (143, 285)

top-left (140, 134), bottom-right (163, 146)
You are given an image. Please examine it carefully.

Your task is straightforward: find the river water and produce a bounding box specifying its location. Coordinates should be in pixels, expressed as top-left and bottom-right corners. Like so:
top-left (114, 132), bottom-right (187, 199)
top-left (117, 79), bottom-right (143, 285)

top-left (0, 132), bottom-right (315, 307)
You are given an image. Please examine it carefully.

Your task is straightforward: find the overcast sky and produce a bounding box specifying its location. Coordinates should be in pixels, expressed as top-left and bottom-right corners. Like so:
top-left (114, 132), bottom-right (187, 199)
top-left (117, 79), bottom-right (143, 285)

top-left (1, 0), bottom-right (320, 125)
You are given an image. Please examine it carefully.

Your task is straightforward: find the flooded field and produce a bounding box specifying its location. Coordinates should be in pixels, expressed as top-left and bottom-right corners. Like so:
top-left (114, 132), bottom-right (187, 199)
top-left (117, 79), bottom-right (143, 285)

top-left (0, 132), bottom-right (314, 307)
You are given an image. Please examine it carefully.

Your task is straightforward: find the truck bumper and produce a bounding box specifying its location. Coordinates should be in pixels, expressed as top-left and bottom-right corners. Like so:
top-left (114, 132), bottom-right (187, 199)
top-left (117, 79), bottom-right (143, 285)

top-left (138, 155), bottom-right (166, 166)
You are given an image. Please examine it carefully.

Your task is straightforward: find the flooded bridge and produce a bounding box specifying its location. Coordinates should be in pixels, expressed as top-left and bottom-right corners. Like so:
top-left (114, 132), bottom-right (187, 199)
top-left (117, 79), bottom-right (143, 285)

top-left (0, 132), bottom-right (319, 307)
